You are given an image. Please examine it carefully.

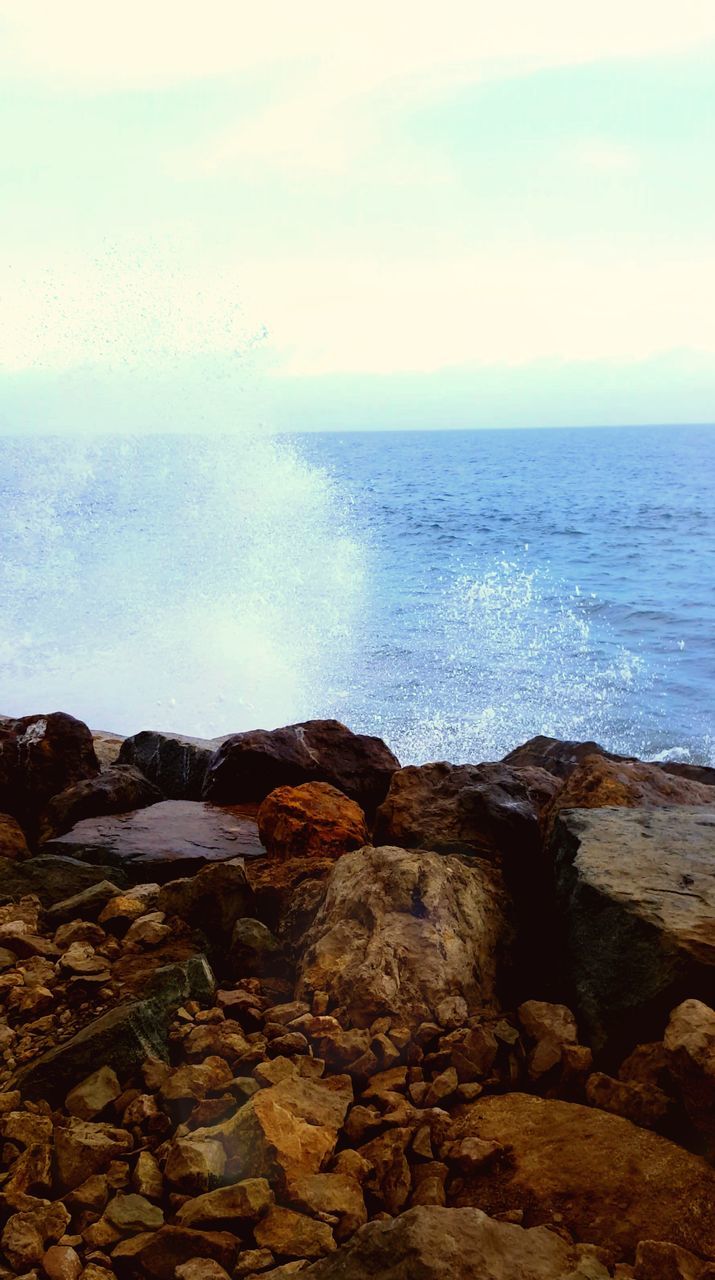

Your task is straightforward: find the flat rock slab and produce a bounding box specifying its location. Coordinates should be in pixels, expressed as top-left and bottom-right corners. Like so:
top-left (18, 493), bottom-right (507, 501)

top-left (553, 805), bottom-right (715, 1054)
top-left (0, 854), bottom-right (128, 905)
top-left (42, 800), bottom-right (266, 883)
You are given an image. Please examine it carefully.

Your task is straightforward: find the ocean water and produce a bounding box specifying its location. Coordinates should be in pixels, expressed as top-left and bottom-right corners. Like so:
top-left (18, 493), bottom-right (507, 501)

top-left (0, 426), bottom-right (713, 766)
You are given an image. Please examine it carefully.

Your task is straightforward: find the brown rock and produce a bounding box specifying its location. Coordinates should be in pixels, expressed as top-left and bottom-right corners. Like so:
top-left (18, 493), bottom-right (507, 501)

top-left (552, 806), bottom-right (715, 1053)
top-left (296, 845), bottom-right (512, 1029)
top-left (1, 1202), bottom-right (70, 1271)
top-left (358, 1127), bottom-right (412, 1215)
top-left (0, 712), bottom-right (99, 836)
top-left (518, 1000), bottom-right (579, 1079)
top-left (163, 1137), bottom-right (226, 1194)
top-left (502, 734), bottom-right (632, 779)
top-left (203, 719), bottom-right (400, 819)
top-left (0, 812), bottom-right (30, 859)
top-left (257, 783), bottom-right (368, 862)
top-left (176, 1178), bottom-right (274, 1228)
top-left (42, 1243), bottom-right (83, 1280)
top-left (374, 760), bottom-right (560, 861)
top-left (104, 1192), bottom-right (164, 1233)
top-left (175, 1261), bottom-right (232, 1280)
top-left (634, 1239), bottom-right (713, 1279)
top-left (586, 1072), bottom-right (670, 1128)
top-left (547, 754), bottom-right (714, 832)
top-left (287, 1173), bottom-right (367, 1241)
top-left (65, 1067), bottom-right (121, 1121)
top-left (39, 765), bottom-right (162, 841)
top-left (54, 1119), bottom-right (133, 1193)
top-left (43, 801), bottom-right (264, 884)
top-left (132, 1151), bottom-right (163, 1200)
top-left (298, 1204), bottom-right (604, 1279)
top-left (447, 1092), bottom-right (715, 1261)
top-left (665, 999), bottom-right (715, 1154)
top-left (254, 1206), bottom-right (336, 1258)
top-left (120, 1225), bottom-right (239, 1280)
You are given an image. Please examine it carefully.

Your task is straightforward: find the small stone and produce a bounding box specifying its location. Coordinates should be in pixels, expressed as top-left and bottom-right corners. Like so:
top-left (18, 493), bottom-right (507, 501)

top-left (104, 1192), bottom-right (164, 1234)
top-left (66, 1067), bottom-right (121, 1121)
top-left (175, 1262), bottom-right (232, 1280)
top-left (254, 1206), bottom-right (336, 1258)
top-left (42, 1244), bottom-right (82, 1280)
top-left (176, 1178), bottom-right (274, 1228)
top-left (124, 913), bottom-right (171, 949)
top-left (164, 1138), bottom-right (226, 1194)
top-left (1, 1203), bottom-right (70, 1271)
top-left (424, 1067), bottom-right (458, 1108)
top-left (132, 1151), bottom-right (164, 1200)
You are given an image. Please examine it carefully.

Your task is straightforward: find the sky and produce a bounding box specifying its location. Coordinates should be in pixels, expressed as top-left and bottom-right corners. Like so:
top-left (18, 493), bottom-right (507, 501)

top-left (1, 1), bottom-right (715, 432)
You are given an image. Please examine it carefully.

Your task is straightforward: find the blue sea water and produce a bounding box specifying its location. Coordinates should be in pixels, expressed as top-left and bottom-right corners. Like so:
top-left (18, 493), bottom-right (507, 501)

top-left (0, 426), bottom-right (713, 765)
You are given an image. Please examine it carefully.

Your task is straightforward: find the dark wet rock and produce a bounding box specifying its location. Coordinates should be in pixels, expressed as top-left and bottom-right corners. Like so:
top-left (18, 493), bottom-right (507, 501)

top-left (0, 711), bottom-right (99, 836)
top-left (203, 719), bottom-right (399, 819)
top-left (0, 854), bottom-right (128, 907)
top-left (157, 859), bottom-right (256, 953)
top-left (118, 729), bottom-right (228, 800)
top-left (42, 799), bottom-right (265, 883)
top-left (447, 1091), bottom-right (715, 1262)
top-left (502, 734), bottom-right (633, 778)
top-left (39, 765), bottom-right (162, 840)
top-left (14, 955), bottom-right (214, 1101)
top-left (373, 761), bottom-right (560, 862)
top-left (552, 806), bottom-right (715, 1055)
top-left (229, 917), bottom-right (283, 977)
top-left (45, 880), bottom-right (123, 925)
top-left (300, 1204), bottom-right (600, 1279)
top-left (296, 845), bottom-right (512, 1028)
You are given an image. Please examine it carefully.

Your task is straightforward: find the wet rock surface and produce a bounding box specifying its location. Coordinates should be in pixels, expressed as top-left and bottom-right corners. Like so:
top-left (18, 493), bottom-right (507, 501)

top-left (0, 710), bottom-right (714, 1278)
top-left (118, 731), bottom-right (228, 801)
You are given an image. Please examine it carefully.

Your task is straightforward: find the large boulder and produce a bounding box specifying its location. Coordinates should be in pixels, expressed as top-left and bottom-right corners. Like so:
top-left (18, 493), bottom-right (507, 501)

top-left (39, 764), bottom-right (162, 840)
top-left (503, 734), bottom-right (632, 778)
top-left (546, 754), bottom-right (715, 834)
top-left (373, 761), bottom-right (560, 862)
top-left (0, 712), bottom-right (99, 835)
top-left (41, 800), bottom-right (265, 883)
top-left (301, 1204), bottom-right (606, 1279)
top-left (295, 845), bottom-right (512, 1028)
top-left (118, 729), bottom-right (227, 800)
top-left (258, 782), bottom-right (369, 860)
top-left (0, 854), bottom-right (128, 907)
top-left (202, 720), bottom-right (399, 819)
top-left (447, 1092), bottom-right (715, 1262)
top-left (552, 806), bottom-right (715, 1054)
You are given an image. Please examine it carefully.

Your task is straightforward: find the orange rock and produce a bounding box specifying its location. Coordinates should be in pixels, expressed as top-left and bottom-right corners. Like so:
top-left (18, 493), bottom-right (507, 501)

top-left (546, 754), bottom-right (714, 834)
top-left (0, 812), bottom-right (29, 859)
top-left (257, 782), bottom-right (368, 861)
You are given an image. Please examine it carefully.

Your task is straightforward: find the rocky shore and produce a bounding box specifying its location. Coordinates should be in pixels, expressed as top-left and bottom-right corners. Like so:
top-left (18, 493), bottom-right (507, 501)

top-left (0, 711), bottom-right (713, 1280)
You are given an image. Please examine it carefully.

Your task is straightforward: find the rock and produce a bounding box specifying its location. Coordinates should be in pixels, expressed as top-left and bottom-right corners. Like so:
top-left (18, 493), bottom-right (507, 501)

top-left (132, 1151), bottom-right (163, 1200)
top-left (664, 999), bottom-right (715, 1154)
top-left (659, 762), bottom-right (715, 789)
top-left (175, 1262), bottom-right (232, 1280)
top-left (98, 884), bottom-right (160, 935)
top-left (517, 1000), bottom-right (579, 1078)
top-left (192, 1074), bottom-right (353, 1190)
top-left (45, 881), bottom-right (123, 926)
top-left (254, 1206), bottom-right (336, 1258)
top-left (585, 1072), bottom-right (670, 1128)
top-left (203, 719), bottom-right (399, 819)
top-left (0, 855), bottom-right (128, 907)
top-left (552, 806), bottom-right (715, 1054)
top-left (0, 812), bottom-right (30, 859)
top-left (258, 783), bottom-right (368, 861)
top-left (229, 918), bottom-right (282, 977)
top-left (373, 761), bottom-right (560, 861)
top-left (447, 1092), bottom-right (715, 1261)
top-left (43, 801), bottom-right (265, 883)
top-left (176, 1178), bottom-right (274, 1227)
top-left (1, 1202), bottom-right (70, 1271)
top-left (502, 734), bottom-right (632, 778)
top-left (15, 956), bottom-right (215, 1101)
top-left (296, 845), bottom-right (512, 1029)
top-left (0, 712), bottom-right (99, 835)
top-left (164, 1137), bottom-right (227, 1193)
top-left (121, 1225), bottom-right (239, 1280)
top-left (298, 1204), bottom-right (603, 1279)
top-left (104, 1192), bottom-right (164, 1233)
top-left (118, 729), bottom-right (227, 800)
top-left (39, 765), bottom-right (162, 841)
top-left (65, 1067), bottom-right (121, 1120)
top-left (547, 755), bottom-right (715, 833)
top-left (287, 1173), bottom-right (367, 1241)
top-left (158, 861), bottom-right (256, 953)
top-left (42, 1244), bottom-right (83, 1280)
top-left (124, 911), bottom-right (171, 949)
top-left (54, 1118), bottom-right (134, 1192)
top-left (634, 1239), bottom-right (714, 1279)
top-left (92, 730), bottom-right (125, 770)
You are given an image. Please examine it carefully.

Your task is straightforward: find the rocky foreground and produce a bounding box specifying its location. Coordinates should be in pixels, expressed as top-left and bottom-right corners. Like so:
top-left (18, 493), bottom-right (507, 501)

top-left (0, 713), bottom-right (714, 1280)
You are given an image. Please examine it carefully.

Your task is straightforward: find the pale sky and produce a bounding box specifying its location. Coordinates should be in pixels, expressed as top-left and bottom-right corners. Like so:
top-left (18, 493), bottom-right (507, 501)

top-left (1, 1), bottom-right (715, 431)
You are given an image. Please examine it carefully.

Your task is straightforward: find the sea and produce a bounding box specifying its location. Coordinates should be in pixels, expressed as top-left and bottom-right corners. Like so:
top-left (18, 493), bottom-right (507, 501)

top-left (1, 426), bottom-right (713, 767)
